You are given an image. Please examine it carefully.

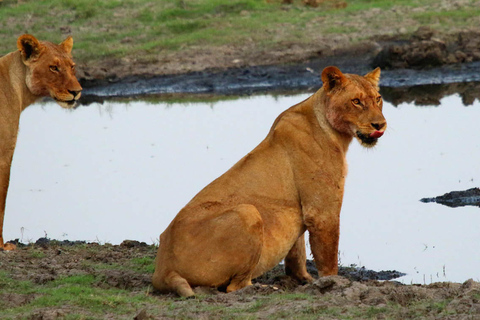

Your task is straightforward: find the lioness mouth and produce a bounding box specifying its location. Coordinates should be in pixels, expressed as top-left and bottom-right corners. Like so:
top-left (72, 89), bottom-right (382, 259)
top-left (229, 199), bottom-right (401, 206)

top-left (356, 131), bottom-right (379, 146)
top-left (54, 97), bottom-right (77, 108)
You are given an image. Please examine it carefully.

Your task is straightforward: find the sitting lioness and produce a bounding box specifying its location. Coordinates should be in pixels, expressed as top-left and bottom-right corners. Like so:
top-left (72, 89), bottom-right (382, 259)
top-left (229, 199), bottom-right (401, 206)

top-left (0, 34), bottom-right (82, 250)
top-left (152, 66), bottom-right (386, 297)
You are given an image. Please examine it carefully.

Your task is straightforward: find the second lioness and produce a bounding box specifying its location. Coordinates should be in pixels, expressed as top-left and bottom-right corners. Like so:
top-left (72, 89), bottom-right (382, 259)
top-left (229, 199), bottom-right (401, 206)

top-left (0, 34), bottom-right (82, 250)
top-left (153, 66), bottom-right (387, 297)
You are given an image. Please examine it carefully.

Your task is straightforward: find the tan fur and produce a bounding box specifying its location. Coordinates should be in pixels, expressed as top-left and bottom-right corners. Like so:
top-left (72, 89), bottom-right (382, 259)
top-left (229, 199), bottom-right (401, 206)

top-left (152, 66), bottom-right (387, 297)
top-left (0, 34), bottom-right (82, 250)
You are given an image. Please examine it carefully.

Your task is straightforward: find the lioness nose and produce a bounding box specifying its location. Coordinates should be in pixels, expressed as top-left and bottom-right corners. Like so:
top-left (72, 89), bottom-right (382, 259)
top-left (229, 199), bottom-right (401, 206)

top-left (69, 90), bottom-right (81, 98)
top-left (371, 122), bottom-right (386, 130)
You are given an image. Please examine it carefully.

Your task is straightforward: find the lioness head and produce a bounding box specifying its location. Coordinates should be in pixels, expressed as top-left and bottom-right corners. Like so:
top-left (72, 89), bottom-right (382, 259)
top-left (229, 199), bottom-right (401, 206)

top-left (321, 66), bottom-right (386, 148)
top-left (17, 34), bottom-right (82, 108)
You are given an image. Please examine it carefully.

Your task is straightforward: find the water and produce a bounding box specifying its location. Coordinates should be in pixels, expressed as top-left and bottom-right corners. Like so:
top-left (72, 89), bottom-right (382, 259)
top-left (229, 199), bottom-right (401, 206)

top-left (5, 93), bottom-right (480, 285)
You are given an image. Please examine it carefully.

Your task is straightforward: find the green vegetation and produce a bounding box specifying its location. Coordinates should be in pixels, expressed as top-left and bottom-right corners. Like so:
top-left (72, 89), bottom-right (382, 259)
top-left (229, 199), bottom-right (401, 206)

top-left (131, 256), bottom-right (156, 273)
top-left (0, 0), bottom-right (477, 67)
top-left (0, 273), bottom-right (157, 319)
top-left (413, 6), bottom-right (480, 27)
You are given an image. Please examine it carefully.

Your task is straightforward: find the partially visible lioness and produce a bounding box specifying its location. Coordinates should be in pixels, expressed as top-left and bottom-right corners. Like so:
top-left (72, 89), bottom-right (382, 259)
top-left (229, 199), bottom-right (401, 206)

top-left (0, 34), bottom-right (82, 250)
top-left (152, 66), bottom-right (387, 297)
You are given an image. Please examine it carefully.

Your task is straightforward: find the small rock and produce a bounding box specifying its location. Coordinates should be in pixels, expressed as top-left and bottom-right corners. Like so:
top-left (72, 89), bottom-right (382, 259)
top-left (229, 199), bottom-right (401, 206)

top-left (413, 26), bottom-right (435, 40)
top-left (193, 286), bottom-right (221, 295)
top-left (343, 282), bottom-right (368, 301)
top-left (59, 26), bottom-right (71, 34)
top-left (134, 309), bottom-right (152, 320)
top-left (297, 276), bottom-right (350, 294)
top-left (120, 240), bottom-right (149, 248)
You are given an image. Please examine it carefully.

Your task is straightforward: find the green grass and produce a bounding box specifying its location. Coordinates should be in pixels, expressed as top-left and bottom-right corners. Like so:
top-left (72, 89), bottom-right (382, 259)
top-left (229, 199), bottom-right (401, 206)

top-left (0, 271), bottom-right (36, 294)
top-left (29, 250), bottom-right (46, 259)
top-left (345, 0), bottom-right (421, 11)
top-left (0, 271), bottom-right (157, 319)
top-left (0, 0), bottom-right (476, 67)
top-left (413, 7), bottom-right (480, 26)
top-left (131, 256), bottom-right (156, 273)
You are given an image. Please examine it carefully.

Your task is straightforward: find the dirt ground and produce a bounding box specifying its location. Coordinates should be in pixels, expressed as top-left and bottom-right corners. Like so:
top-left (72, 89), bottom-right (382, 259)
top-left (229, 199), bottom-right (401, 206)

top-left (1, 240), bottom-right (479, 319)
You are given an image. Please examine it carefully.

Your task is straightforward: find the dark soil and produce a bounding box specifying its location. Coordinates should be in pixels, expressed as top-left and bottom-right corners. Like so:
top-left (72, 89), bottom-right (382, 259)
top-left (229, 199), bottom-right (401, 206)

top-left (79, 28), bottom-right (480, 104)
top-left (421, 188), bottom-right (480, 208)
top-left (1, 239), bottom-right (480, 319)
top-left (373, 27), bottom-right (480, 70)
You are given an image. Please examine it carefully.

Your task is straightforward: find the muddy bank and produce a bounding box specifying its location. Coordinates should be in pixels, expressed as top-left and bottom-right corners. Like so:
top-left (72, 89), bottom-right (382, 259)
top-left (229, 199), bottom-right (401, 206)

top-left (373, 27), bottom-right (480, 70)
top-left (421, 187), bottom-right (480, 208)
top-left (80, 59), bottom-right (480, 105)
top-left (79, 29), bottom-right (480, 104)
top-left (1, 239), bottom-right (479, 319)
top-left (4, 238), bottom-right (403, 283)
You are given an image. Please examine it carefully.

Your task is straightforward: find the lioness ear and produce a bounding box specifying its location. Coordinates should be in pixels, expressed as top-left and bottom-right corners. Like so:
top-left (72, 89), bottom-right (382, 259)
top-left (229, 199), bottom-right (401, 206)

top-left (364, 67), bottom-right (381, 89)
top-left (321, 66), bottom-right (347, 92)
top-left (60, 36), bottom-right (73, 55)
top-left (17, 34), bottom-right (43, 62)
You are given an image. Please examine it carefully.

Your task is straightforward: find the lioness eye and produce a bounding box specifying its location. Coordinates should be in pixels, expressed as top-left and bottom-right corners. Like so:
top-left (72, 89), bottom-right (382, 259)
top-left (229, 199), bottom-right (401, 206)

top-left (376, 96), bottom-right (382, 103)
top-left (352, 99), bottom-right (361, 105)
top-left (50, 66), bottom-right (59, 72)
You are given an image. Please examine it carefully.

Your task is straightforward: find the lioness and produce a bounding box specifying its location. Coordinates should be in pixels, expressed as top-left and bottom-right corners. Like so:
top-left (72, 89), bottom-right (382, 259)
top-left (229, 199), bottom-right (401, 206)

top-left (0, 34), bottom-right (82, 250)
top-left (152, 66), bottom-right (386, 297)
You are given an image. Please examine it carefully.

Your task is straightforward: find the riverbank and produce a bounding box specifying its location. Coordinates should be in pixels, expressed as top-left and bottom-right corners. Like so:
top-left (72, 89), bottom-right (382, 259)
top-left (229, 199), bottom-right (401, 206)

top-left (1, 239), bottom-right (479, 319)
top-left (78, 26), bottom-right (480, 103)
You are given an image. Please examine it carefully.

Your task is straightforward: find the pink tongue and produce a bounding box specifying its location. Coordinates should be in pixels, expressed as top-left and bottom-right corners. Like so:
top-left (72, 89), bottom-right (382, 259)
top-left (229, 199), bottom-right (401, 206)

top-left (370, 131), bottom-right (384, 138)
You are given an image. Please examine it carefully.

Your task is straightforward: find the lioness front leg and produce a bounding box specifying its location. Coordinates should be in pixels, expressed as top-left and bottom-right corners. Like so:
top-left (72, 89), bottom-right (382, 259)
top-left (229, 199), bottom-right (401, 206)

top-left (284, 233), bottom-right (314, 283)
top-left (0, 161), bottom-right (16, 251)
top-left (304, 210), bottom-right (340, 276)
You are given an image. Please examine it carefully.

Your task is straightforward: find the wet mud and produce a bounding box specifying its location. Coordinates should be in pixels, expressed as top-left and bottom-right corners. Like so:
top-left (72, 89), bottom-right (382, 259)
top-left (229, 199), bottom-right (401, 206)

top-left (421, 188), bottom-right (480, 208)
top-left (80, 59), bottom-right (480, 106)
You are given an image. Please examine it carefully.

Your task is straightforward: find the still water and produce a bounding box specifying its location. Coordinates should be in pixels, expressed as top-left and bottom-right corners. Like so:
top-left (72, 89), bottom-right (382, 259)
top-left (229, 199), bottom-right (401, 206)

top-left (5, 93), bottom-right (480, 284)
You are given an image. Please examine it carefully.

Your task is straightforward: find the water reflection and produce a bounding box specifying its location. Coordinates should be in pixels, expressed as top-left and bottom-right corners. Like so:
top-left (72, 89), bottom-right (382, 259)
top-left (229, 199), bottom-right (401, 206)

top-left (6, 94), bottom-right (480, 284)
top-left (381, 81), bottom-right (480, 106)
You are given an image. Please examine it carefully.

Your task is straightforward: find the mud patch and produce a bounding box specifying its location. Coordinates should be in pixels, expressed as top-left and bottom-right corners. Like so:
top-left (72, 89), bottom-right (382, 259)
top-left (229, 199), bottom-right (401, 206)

top-left (95, 269), bottom-right (151, 290)
top-left (0, 293), bottom-right (38, 309)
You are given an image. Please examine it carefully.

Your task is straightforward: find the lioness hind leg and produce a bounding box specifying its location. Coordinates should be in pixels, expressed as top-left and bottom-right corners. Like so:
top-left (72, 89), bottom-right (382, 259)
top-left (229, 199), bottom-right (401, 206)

top-left (223, 204), bottom-right (264, 292)
top-left (153, 204), bottom-right (264, 296)
top-left (2, 242), bottom-right (16, 251)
